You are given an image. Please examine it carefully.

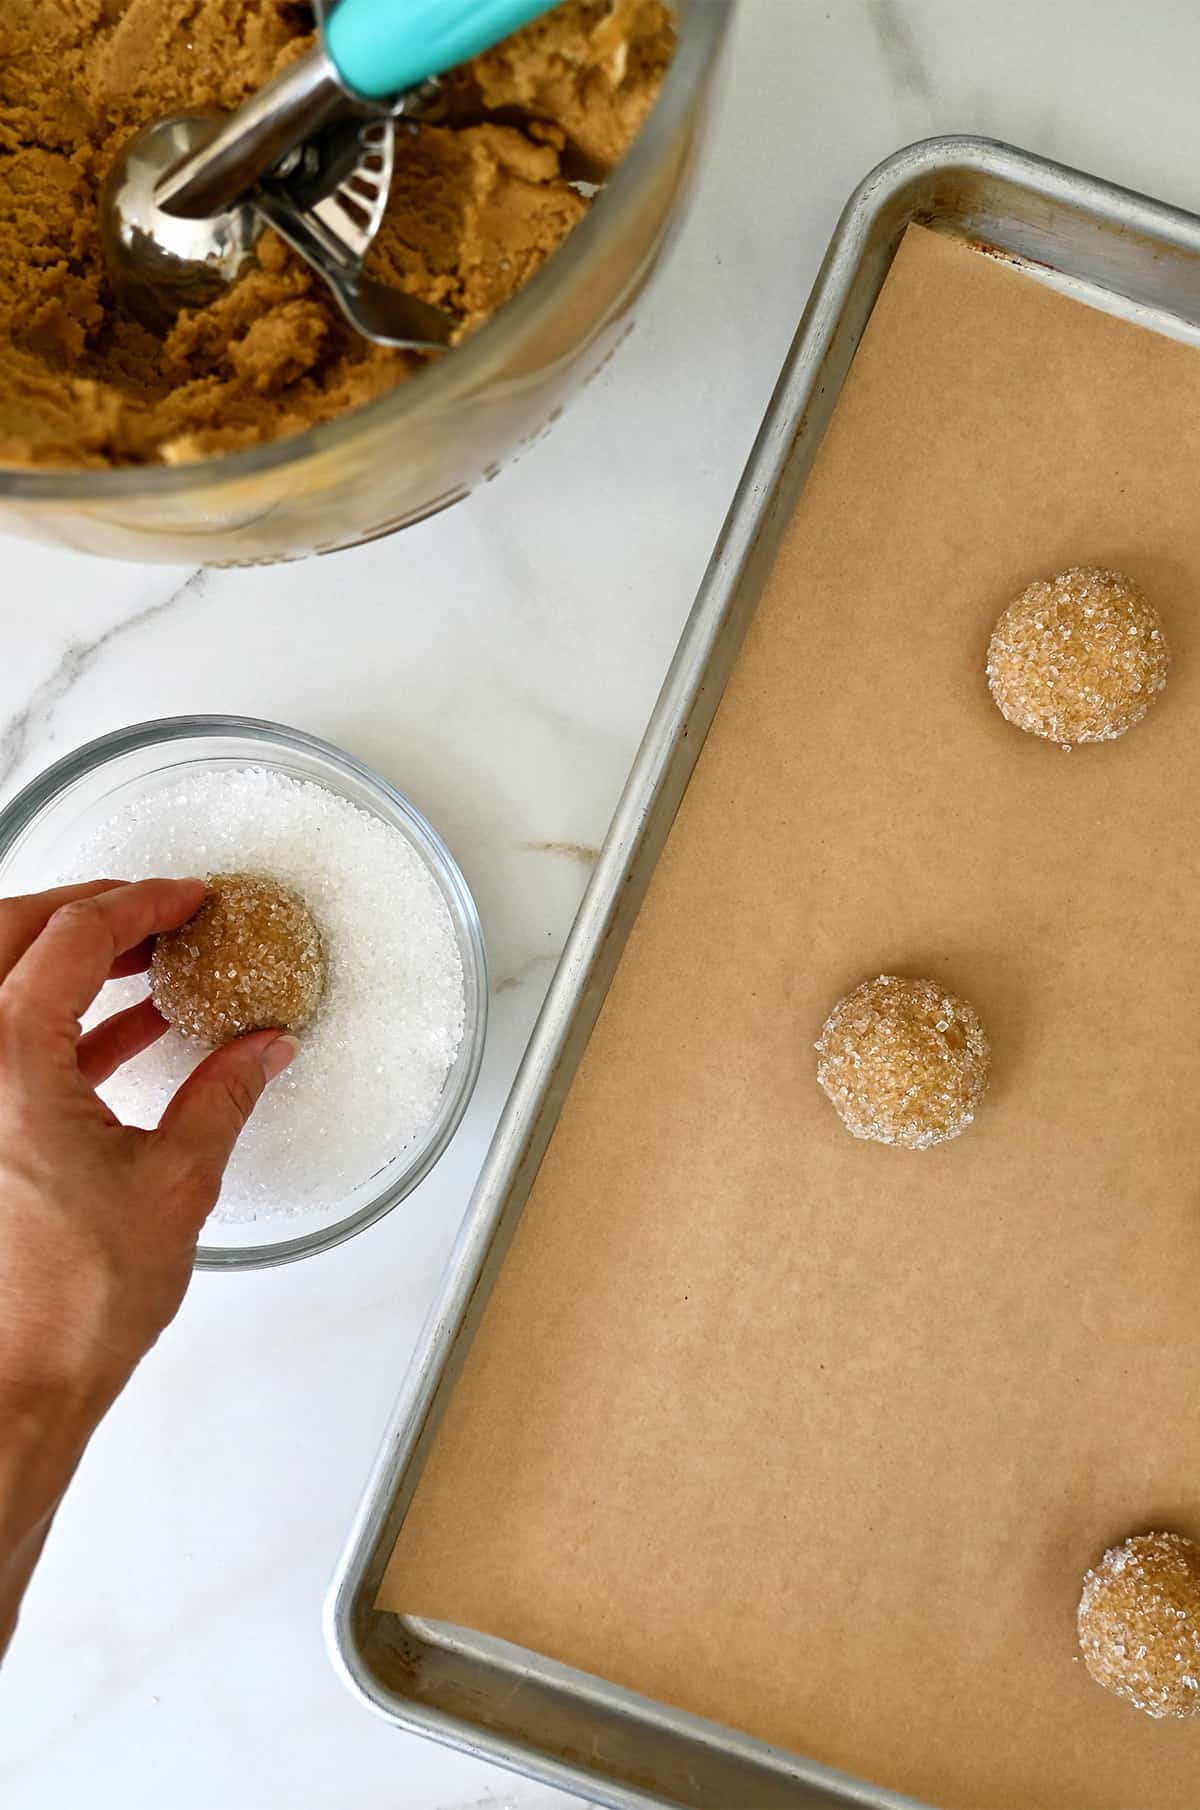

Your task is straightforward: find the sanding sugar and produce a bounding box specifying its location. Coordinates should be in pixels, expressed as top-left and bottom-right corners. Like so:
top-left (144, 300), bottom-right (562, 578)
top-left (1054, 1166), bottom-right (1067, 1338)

top-left (60, 766), bottom-right (467, 1222)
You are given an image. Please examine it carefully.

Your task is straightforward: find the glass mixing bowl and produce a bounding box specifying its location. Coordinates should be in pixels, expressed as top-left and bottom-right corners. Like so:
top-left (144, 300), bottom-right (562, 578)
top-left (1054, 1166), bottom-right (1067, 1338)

top-left (0, 717), bottom-right (488, 1269)
top-left (0, 2), bottom-right (732, 565)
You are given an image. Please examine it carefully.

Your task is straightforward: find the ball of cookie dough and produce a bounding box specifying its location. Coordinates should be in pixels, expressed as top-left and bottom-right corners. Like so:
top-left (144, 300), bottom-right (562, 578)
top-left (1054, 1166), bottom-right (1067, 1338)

top-left (815, 974), bottom-right (990, 1150)
top-left (151, 871), bottom-right (325, 1047)
top-left (986, 566), bottom-right (1169, 746)
top-left (1078, 1532), bottom-right (1200, 1720)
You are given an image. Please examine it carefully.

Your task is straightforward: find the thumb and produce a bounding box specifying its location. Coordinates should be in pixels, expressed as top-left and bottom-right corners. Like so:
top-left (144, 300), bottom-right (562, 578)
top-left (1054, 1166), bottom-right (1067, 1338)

top-left (154, 1030), bottom-right (299, 1198)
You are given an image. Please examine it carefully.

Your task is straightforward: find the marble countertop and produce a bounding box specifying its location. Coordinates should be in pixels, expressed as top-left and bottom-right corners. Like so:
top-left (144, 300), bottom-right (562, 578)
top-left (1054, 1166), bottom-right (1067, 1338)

top-left (5, 3), bottom-right (1200, 1805)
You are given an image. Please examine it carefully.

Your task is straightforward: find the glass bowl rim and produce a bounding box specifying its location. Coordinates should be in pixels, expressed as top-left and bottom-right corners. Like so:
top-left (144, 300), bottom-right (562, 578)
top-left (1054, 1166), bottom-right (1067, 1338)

top-left (0, 2), bottom-right (732, 504)
top-left (0, 713), bottom-right (490, 1271)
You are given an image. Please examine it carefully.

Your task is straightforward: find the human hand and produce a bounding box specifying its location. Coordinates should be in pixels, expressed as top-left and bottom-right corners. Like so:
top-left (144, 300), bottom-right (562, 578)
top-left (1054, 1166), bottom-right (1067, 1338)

top-left (0, 874), bottom-right (298, 1652)
top-left (0, 878), bottom-right (297, 1411)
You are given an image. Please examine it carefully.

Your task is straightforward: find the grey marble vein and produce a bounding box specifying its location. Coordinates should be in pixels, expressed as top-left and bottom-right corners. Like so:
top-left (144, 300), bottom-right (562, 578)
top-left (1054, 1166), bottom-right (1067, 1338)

top-left (445, 1796), bottom-right (588, 1810)
top-left (866, 0), bottom-right (935, 105)
top-left (520, 840), bottom-right (600, 867)
top-left (494, 949), bottom-right (559, 995)
top-left (0, 567), bottom-right (206, 792)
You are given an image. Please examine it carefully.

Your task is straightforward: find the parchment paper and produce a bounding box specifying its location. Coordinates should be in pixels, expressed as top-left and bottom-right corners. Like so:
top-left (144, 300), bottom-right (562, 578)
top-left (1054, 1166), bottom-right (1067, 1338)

top-left (379, 225), bottom-right (1200, 1810)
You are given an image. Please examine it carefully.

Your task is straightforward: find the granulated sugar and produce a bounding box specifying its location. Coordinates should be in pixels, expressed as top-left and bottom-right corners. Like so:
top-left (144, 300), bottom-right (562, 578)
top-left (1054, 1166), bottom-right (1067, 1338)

top-left (61, 767), bottom-right (467, 1221)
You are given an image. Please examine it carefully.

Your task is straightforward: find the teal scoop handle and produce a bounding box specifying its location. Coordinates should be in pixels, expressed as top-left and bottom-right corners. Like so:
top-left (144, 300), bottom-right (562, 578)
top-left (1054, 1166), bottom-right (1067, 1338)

top-left (326, 0), bottom-right (559, 102)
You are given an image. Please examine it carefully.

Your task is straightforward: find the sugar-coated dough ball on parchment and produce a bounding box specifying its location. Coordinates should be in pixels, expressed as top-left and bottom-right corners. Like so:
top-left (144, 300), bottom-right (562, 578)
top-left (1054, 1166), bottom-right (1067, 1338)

top-left (151, 871), bottom-right (325, 1046)
top-left (1078, 1531), bottom-right (1200, 1720)
top-left (986, 566), bottom-right (1169, 747)
top-left (815, 974), bottom-right (990, 1150)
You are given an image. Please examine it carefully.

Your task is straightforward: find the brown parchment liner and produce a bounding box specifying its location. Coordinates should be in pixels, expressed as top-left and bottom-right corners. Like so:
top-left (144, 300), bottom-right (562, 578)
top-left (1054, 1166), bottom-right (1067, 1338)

top-left (379, 225), bottom-right (1200, 1810)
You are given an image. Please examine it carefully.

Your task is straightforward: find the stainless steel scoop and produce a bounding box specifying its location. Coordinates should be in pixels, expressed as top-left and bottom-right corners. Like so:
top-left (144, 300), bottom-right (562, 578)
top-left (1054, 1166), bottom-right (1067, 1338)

top-left (100, 0), bottom-right (556, 349)
top-left (101, 84), bottom-right (455, 350)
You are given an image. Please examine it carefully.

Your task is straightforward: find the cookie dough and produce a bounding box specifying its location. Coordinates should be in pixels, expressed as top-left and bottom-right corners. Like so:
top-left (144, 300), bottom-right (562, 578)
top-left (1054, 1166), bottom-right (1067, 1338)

top-left (986, 566), bottom-right (1170, 747)
top-left (439, 0), bottom-right (676, 176)
top-left (0, 0), bottom-right (674, 467)
top-left (1078, 1532), bottom-right (1200, 1720)
top-left (151, 870), bottom-right (326, 1044)
top-left (815, 974), bottom-right (990, 1150)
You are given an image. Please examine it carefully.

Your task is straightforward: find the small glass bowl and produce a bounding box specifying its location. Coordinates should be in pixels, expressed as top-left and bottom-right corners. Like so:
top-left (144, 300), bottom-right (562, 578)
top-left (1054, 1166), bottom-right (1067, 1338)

top-left (0, 716), bottom-right (488, 1269)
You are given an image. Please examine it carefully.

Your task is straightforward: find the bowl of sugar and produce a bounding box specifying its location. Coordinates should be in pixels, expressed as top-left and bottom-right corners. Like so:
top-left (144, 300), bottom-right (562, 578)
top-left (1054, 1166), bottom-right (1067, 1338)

top-left (0, 717), bottom-right (487, 1268)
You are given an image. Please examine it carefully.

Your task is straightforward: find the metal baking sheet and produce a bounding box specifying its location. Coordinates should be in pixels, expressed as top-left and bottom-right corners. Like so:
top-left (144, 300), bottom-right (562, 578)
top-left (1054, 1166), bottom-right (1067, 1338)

top-left (326, 136), bottom-right (1200, 1810)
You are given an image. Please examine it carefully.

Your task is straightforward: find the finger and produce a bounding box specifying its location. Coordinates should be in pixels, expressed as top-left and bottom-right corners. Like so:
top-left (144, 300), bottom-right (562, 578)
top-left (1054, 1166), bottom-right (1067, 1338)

top-left (1, 878), bottom-right (207, 1045)
top-left (152, 1031), bottom-right (299, 1202)
top-left (5, 894), bottom-right (160, 983)
top-left (77, 996), bottom-right (168, 1089)
top-left (110, 935), bottom-right (157, 980)
top-left (0, 879), bottom-right (129, 982)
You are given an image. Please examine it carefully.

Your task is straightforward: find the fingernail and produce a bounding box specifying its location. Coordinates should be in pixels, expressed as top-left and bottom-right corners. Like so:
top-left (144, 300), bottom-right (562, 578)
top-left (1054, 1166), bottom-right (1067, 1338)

top-left (261, 1033), bottom-right (301, 1081)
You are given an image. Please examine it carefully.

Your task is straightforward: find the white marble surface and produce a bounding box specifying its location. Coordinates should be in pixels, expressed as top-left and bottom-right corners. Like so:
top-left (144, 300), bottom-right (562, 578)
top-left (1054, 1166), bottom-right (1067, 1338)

top-left (5, 3), bottom-right (1200, 1804)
